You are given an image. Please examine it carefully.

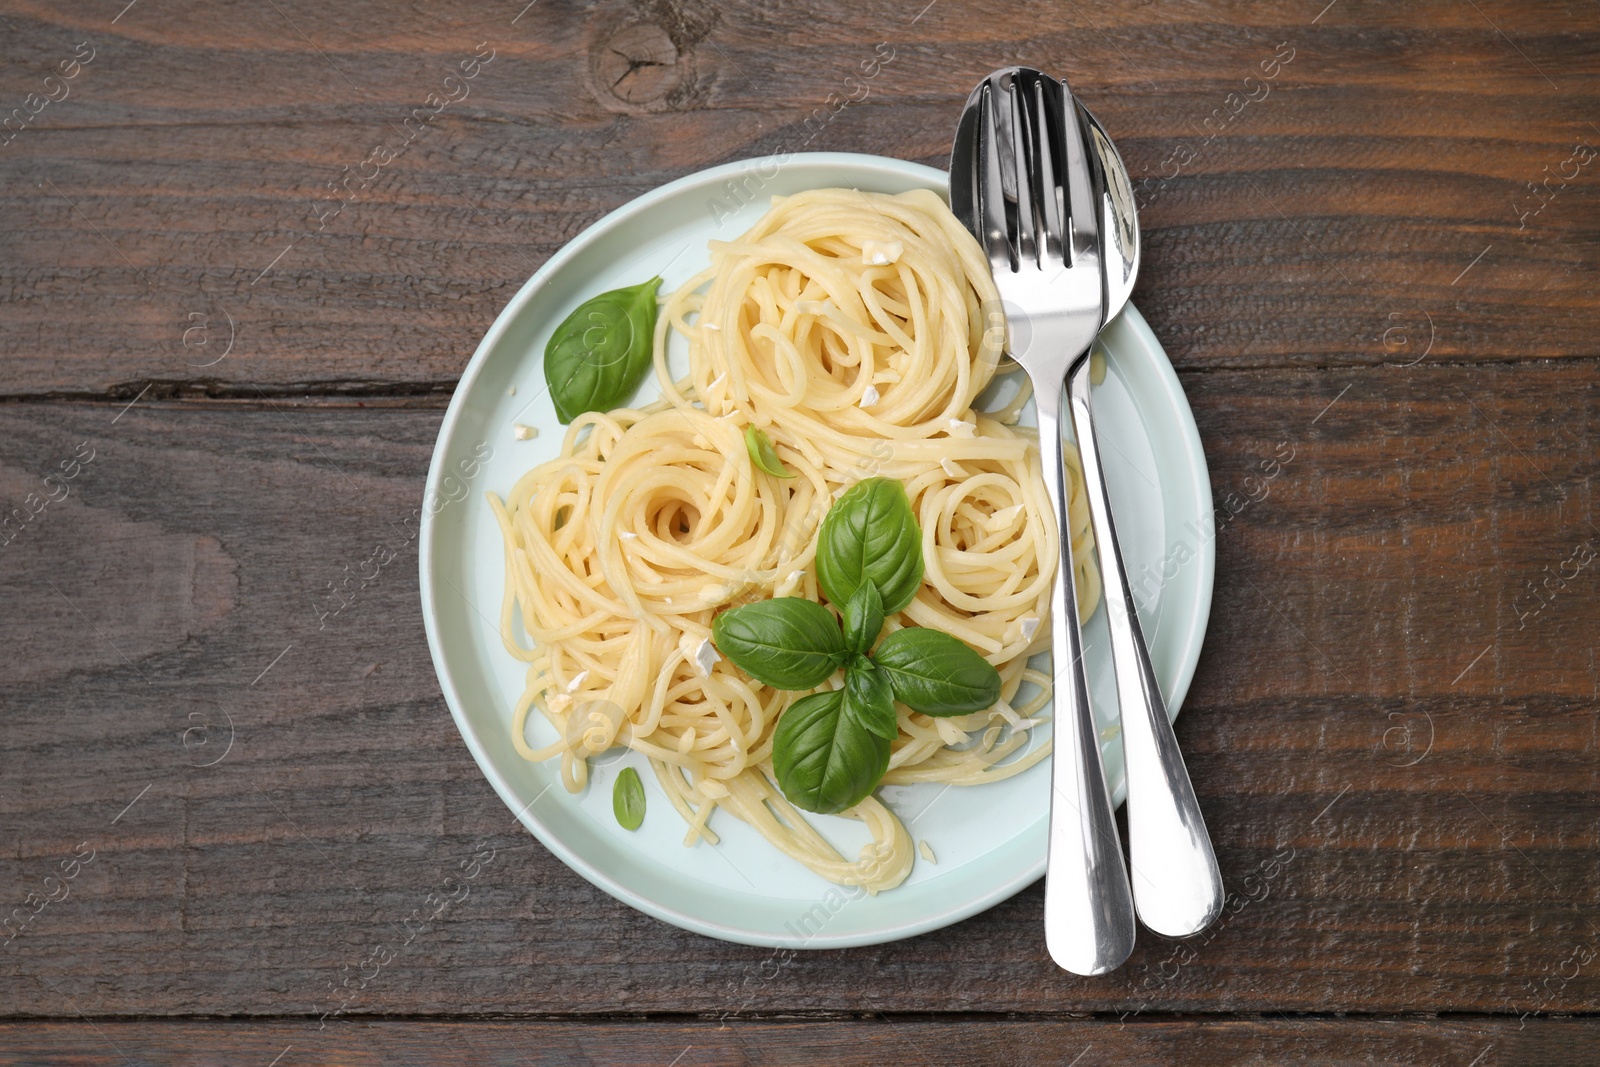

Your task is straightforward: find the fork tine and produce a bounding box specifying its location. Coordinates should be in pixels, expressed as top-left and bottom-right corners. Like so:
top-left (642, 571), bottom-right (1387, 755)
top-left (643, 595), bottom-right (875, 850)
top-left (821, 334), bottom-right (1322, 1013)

top-left (975, 80), bottom-right (1014, 273)
top-left (1006, 71), bottom-right (1038, 267)
top-left (1058, 77), bottom-right (1098, 261)
top-left (1030, 74), bottom-right (1065, 264)
top-left (988, 72), bottom-right (1018, 223)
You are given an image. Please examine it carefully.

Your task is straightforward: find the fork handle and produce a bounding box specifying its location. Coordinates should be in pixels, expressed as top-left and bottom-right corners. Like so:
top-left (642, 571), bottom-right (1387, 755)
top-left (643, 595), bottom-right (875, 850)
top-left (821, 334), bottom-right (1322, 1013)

top-left (1036, 380), bottom-right (1137, 976)
top-left (1068, 359), bottom-right (1224, 938)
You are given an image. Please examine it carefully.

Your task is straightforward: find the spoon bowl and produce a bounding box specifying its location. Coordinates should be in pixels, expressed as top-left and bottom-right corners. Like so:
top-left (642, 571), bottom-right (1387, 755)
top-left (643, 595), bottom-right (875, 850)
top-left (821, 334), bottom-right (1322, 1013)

top-left (1078, 102), bottom-right (1140, 320)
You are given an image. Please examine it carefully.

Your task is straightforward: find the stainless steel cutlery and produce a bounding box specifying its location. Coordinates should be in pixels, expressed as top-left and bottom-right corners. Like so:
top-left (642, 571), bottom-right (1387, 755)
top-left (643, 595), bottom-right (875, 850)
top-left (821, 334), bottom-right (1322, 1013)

top-left (951, 67), bottom-right (1222, 974)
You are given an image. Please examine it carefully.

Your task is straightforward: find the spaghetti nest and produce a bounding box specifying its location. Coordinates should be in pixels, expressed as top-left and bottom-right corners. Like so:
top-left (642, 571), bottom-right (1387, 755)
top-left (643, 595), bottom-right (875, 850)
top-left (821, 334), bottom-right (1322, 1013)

top-left (491, 188), bottom-right (1099, 892)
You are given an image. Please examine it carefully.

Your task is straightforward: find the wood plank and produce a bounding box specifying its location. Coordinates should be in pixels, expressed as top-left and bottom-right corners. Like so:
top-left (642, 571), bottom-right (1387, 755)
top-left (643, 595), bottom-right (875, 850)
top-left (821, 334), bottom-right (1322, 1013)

top-left (0, 1017), bottom-right (1592, 1065)
top-left (1, 0), bottom-right (1596, 395)
top-left (1, 357), bottom-right (1596, 1017)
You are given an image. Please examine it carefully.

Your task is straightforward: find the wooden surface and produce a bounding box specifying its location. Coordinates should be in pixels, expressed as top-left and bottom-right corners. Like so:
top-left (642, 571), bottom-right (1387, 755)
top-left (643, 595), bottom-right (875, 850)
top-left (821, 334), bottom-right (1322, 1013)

top-left (2, 0), bottom-right (1597, 1062)
top-left (0, 1018), bottom-right (1594, 1065)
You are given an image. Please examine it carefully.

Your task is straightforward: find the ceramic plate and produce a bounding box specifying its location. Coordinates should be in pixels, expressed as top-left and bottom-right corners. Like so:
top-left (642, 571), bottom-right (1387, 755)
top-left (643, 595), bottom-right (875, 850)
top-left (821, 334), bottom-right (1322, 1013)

top-left (420, 153), bottom-right (1213, 948)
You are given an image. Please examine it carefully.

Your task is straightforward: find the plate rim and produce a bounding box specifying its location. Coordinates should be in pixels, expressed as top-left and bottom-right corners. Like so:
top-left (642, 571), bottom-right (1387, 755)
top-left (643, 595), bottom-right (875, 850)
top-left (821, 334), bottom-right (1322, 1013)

top-left (420, 151), bottom-right (1214, 948)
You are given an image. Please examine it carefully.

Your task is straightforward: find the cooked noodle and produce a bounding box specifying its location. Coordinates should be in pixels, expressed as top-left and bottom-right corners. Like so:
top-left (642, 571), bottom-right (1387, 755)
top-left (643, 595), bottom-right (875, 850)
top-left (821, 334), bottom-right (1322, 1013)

top-left (490, 188), bottom-right (1099, 892)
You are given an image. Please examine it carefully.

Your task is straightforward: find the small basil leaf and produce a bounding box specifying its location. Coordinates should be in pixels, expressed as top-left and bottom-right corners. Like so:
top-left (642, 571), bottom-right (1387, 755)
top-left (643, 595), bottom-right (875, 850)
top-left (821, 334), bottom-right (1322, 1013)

top-left (744, 427), bottom-right (795, 478)
top-left (843, 658), bottom-right (899, 741)
top-left (816, 477), bottom-right (924, 614)
top-left (872, 627), bottom-right (1001, 716)
top-left (771, 689), bottom-right (891, 815)
top-left (840, 581), bottom-right (885, 655)
top-left (544, 276), bottom-right (662, 423)
top-left (613, 767), bottom-right (646, 831)
top-left (712, 598), bottom-right (846, 690)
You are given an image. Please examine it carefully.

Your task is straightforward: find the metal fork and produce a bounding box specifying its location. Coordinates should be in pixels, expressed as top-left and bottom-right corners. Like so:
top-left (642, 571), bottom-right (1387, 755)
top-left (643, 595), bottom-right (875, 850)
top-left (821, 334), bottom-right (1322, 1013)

top-left (955, 68), bottom-right (1137, 975)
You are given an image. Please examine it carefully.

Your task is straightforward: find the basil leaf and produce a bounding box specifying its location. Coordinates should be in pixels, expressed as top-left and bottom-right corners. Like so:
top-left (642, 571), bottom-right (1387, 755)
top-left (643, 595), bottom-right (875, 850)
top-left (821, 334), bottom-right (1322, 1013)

top-left (744, 427), bottom-right (794, 478)
top-left (843, 657), bottom-right (898, 741)
top-left (613, 767), bottom-right (646, 831)
top-left (712, 597), bottom-right (847, 690)
top-left (872, 627), bottom-right (1001, 716)
top-left (816, 477), bottom-right (924, 614)
top-left (840, 581), bottom-right (884, 655)
top-left (771, 689), bottom-right (890, 815)
top-left (544, 276), bottom-right (661, 423)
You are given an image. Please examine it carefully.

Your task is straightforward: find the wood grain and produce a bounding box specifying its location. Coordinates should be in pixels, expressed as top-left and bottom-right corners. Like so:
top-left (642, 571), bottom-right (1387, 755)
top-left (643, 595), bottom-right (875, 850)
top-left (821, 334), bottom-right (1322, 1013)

top-left (3, 0), bottom-right (1597, 1051)
top-left (0, 1017), bottom-right (1593, 1066)
top-left (1, 359), bottom-right (1596, 1019)
top-left (0, 0), bottom-right (1596, 395)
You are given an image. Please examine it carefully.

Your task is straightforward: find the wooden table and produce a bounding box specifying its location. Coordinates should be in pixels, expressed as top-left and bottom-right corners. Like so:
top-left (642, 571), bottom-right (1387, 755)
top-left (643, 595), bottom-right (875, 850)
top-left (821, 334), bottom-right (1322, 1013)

top-left (3, 0), bottom-right (1597, 1062)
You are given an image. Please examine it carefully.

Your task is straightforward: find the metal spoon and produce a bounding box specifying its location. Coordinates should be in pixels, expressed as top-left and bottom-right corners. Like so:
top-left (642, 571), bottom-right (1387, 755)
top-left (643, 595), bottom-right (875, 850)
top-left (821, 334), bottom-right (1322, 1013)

top-left (1068, 102), bottom-right (1224, 939)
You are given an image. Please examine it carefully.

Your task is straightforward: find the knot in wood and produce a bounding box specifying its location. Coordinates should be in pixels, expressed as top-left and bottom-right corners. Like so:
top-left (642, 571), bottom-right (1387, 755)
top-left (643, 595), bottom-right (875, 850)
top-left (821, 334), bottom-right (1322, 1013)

top-left (595, 21), bottom-right (681, 107)
top-left (587, 0), bottom-right (717, 114)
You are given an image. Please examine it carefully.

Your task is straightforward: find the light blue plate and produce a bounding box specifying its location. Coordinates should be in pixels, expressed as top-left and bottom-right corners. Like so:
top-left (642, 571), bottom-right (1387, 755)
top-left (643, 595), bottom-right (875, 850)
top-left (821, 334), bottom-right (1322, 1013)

top-left (420, 153), bottom-right (1214, 948)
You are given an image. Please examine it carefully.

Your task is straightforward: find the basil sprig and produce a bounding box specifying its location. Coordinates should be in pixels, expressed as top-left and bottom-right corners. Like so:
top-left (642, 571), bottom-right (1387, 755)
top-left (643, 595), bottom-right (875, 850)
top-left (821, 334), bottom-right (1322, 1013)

top-left (710, 477), bottom-right (1003, 815)
top-left (544, 276), bottom-right (661, 423)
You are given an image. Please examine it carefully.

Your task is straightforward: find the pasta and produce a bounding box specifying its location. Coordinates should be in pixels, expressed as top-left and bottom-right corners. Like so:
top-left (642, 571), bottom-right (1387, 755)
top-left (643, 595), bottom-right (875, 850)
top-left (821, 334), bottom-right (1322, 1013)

top-left (490, 188), bottom-right (1099, 892)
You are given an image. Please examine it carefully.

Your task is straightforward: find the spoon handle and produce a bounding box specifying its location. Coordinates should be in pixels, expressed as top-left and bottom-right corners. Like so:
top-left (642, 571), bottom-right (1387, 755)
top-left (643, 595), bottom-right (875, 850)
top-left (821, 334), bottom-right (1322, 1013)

top-left (1068, 359), bottom-right (1224, 938)
top-left (1036, 381), bottom-right (1137, 976)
